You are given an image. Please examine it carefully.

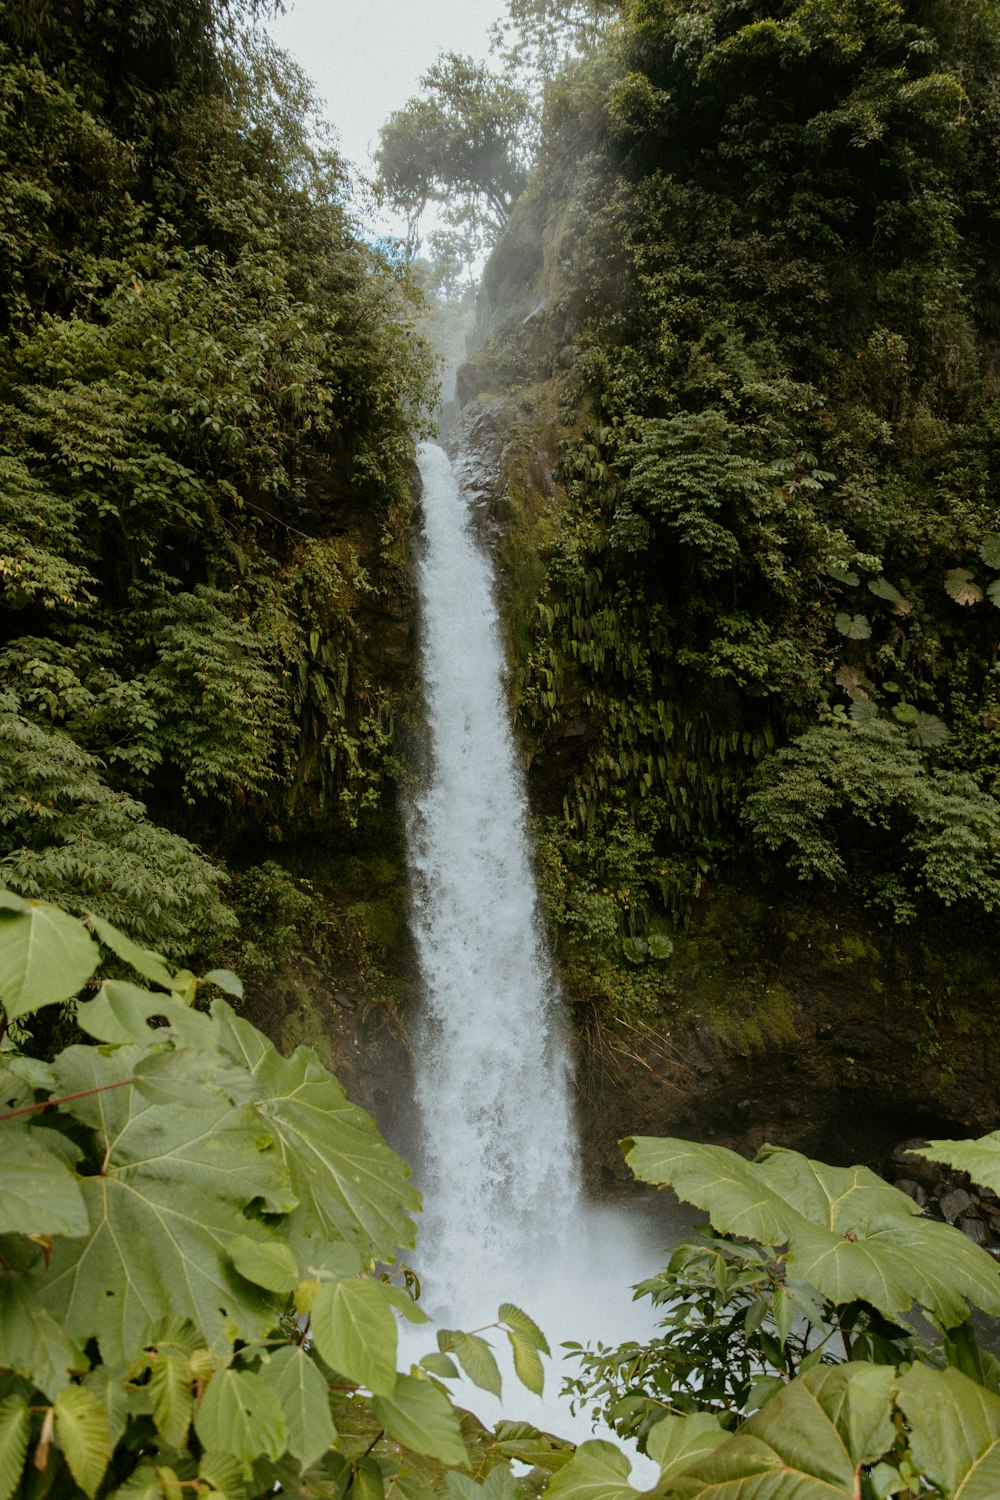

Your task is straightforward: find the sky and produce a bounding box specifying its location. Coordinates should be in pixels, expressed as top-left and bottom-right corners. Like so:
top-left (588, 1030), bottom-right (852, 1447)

top-left (264, 0), bottom-right (508, 181)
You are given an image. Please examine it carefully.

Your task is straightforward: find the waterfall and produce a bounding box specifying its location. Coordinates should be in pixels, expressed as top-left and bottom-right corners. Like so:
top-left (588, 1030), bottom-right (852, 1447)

top-left (404, 442), bottom-right (580, 1319)
top-left (402, 445), bottom-right (672, 1455)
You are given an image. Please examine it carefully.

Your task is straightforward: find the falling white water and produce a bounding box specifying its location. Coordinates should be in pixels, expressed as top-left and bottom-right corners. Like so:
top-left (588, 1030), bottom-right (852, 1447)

top-left (402, 444), bottom-right (680, 1461)
top-left (404, 443), bottom-right (579, 1311)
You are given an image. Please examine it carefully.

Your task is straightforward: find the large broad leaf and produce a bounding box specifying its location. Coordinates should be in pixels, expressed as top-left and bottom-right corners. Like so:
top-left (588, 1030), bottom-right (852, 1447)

top-left (624, 1137), bottom-right (804, 1243)
top-left (0, 1268), bottom-right (87, 1399)
top-left (54, 1385), bottom-right (111, 1498)
top-left (907, 711), bottom-right (950, 749)
top-left (0, 1125), bottom-right (88, 1237)
top-left (625, 1137), bottom-right (1000, 1327)
top-left (0, 1395), bottom-right (29, 1500)
top-left (922, 1131), bottom-right (1000, 1193)
top-left (194, 1368), bottom-right (287, 1472)
top-left (897, 1363), bottom-right (1000, 1498)
top-left (542, 1440), bottom-right (636, 1500)
top-left (309, 1277), bottom-right (398, 1395)
top-left (76, 981), bottom-right (216, 1050)
top-left (646, 1415), bottom-right (728, 1482)
top-left (945, 567), bottom-right (984, 605)
top-left (228, 1234), bottom-right (299, 1294)
top-left (212, 1002), bottom-right (421, 1258)
top-left (449, 1331), bottom-right (502, 1397)
top-left (834, 612), bottom-right (871, 639)
top-left (665, 1364), bottom-right (895, 1498)
top-left (371, 1374), bottom-right (469, 1467)
top-left (85, 914), bottom-right (175, 992)
top-left (25, 1045), bottom-right (294, 1370)
top-left (0, 902), bottom-right (100, 1021)
top-left (259, 1345), bottom-right (336, 1471)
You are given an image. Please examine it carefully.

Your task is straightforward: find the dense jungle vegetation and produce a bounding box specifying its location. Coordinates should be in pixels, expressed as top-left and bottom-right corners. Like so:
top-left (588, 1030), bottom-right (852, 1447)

top-left (441, 0), bottom-right (1000, 1025)
top-left (0, 0), bottom-right (434, 979)
top-left (7, 0), bottom-right (1000, 1494)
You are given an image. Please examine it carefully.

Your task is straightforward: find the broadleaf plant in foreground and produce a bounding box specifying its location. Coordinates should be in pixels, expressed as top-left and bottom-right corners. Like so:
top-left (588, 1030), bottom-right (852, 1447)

top-left (0, 890), bottom-right (555, 1496)
top-left (6, 885), bottom-right (1000, 1497)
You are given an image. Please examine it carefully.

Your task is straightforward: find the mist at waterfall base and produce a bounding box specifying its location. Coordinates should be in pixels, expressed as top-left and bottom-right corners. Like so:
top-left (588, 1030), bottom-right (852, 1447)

top-left (399, 444), bottom-right (690, 1466)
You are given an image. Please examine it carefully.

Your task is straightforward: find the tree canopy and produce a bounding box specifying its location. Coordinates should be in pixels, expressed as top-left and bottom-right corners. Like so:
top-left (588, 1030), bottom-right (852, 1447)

top-left (374, 53), bottom-right (532, 253)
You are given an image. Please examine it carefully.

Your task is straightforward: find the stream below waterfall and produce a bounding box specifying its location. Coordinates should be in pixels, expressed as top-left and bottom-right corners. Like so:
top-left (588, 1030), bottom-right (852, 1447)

top-left (399, 444), bottom-right (691, 1461)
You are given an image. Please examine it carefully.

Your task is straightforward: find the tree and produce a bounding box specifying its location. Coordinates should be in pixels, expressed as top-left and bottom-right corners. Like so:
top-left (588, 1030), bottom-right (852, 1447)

top-left (374, 53), bottom-right (531, 252)
top-left (492, 0), bottom-right (618, 86)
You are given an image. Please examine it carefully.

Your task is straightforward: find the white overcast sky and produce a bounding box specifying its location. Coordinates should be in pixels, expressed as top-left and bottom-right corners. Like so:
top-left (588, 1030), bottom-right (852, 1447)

top-left (265, 0), bottom-right (508, 180)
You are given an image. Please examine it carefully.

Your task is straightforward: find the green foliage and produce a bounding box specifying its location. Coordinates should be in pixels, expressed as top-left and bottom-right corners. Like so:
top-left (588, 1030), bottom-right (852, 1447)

top-left (477, 0), bottom-right (1000, 977)
top-left (0, 693), bottom-right (235, 959)
top-left (0, 0), bottom-right (437, 941)
top-left (562, 1128), bottom-right (1000, 1498)
top-left (375, 52), bottom-right (532, 249)
top-left (0, 887), bottom-right (550, 1496)
top-left (742, 719), bottom-right (1000, 919)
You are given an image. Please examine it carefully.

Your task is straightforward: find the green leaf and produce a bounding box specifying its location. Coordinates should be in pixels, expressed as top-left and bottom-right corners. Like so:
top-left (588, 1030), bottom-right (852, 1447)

top-left (0, 1395), bottom-right (29, 1500)
top-left (498, 1302), bottom-right (550, 1354)
top-left (203, 968), bottom-right (244, 997)
top-left (110, 1460), bottom-right (164, 1497)
top-left (379, 1280), bottom-right (430, 1324)
top-left (75, 980), bottom-right (215, 1048)
top-left (665, 1365), bottom-right (895, 1498)
top-left (32, 1045), bottom-right (293, 1369)
top-left (0, 1125), bottom-right (88, 1237)
top-left (867, 576), bottom-right (910, 612)
top-left (451, 1331), bottom-right (502, 1396)
top-left (0, 903), bottom-right (100, 1021)
top-left (945, 567), bottom-right (983, 605)
top-left (54, 1384), bottom-right (111, 1498)
top-left (0, 1272), bottom-right (87, 1399)
top-left (907, 712), bottom-right (950, 749)
top-left (624, 1136), bottom-right (1000, 1328)
top-left (82, 1368), bottom-right (130, 1452)
top-left (647, 932), bottom-right (674, 960)
top-left (646, 1414), bottom-right (728, 1481)
top-left (371, 1374), bottom-right (468, 1466)
top-left (980, 535), bottom-right (1000, 570)
top-left (309, 1277), bottom-right (398, 1395)
top-left (848, 699), bottom-right (879, 725)
top-left (198, 1449), bottom-right (248, 1497)
top-left (194, 1368), bottom-right (287, 1471)
top-left (212, 1003), bottom-right (420, 1257)
top-left (506, 1331), bottom-right (544, 1396)
top-left (834, 612), bottom-right (871, 639)
top-left (149, 1349), bottom-right (194, 1449)
top-left (229, 1235), bottom-right (299, 1294)
top-left (922, 1131), bottom-right (1000, 1193)
top-left (422, 1351), bottom-right (461, 1378)
top-left (259, 1344), bottom-right (336, 1470)
top-left (86, 914), bottom-right (175, 991)
top-left (490, 1420), bottom-right (574, 1471)
top-left (988, 579), bottom-right (1000, 609)
top-left (543, 1440), bottom-right (635, 1500)
top-left (353, 1456), bottom-right (386, 1500)
top-left (825, 564), bottom-right (859, 586)
top-left (897, 1364), bottom-right (1000, 1497)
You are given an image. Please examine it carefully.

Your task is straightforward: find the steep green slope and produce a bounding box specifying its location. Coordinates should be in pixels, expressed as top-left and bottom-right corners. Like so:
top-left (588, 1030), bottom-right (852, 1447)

top-left (459, 0), bottom-right (1000, 1072)
top-left (0, 0), bottom-right (432, 967)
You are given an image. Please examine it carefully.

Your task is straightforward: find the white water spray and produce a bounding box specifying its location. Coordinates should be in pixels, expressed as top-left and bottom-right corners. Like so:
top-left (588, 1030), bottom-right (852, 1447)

top-left (404, 443), bottom-right (579, 1315)
top-left (403, 444), bottom-right (675, 1451)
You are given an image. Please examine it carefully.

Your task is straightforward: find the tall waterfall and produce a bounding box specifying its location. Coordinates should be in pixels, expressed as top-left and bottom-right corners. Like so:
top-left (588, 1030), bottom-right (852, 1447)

top-left (404, 443), bottom-right (580, 1319)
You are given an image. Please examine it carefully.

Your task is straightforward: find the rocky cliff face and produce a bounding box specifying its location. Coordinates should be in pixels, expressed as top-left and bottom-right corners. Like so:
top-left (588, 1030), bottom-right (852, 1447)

top-left (446, 234), bottom-right (1000, 1186)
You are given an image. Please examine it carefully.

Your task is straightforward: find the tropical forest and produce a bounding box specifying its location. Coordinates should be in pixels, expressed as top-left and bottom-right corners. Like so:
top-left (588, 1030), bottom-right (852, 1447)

top-left (5, 0), bottom-right (1000, 1494)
